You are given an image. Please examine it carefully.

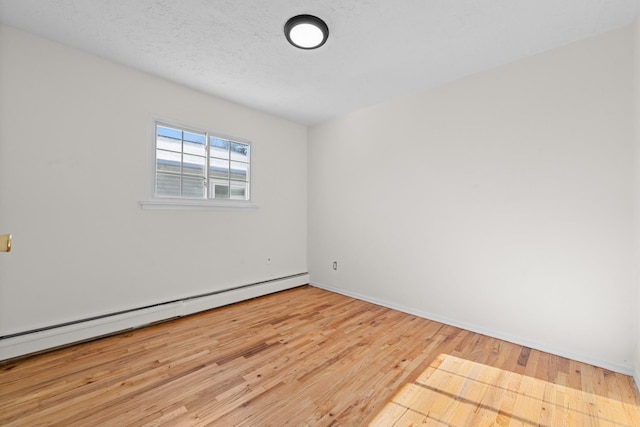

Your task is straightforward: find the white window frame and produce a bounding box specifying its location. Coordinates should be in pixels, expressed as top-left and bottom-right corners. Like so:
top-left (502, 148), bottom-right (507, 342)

top-left (140, 119), bottom-right (257, 211)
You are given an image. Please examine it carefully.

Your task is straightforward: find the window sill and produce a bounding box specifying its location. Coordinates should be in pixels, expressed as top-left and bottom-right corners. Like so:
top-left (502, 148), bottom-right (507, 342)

top-left (140, 198), bottom-right (258, 211)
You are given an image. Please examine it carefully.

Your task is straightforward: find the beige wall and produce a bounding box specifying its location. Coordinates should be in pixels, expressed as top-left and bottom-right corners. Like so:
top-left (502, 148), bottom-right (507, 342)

top-left (0, 26), bottom-right (308, 336)
top-left (309, 25), bottom-right (636, 373)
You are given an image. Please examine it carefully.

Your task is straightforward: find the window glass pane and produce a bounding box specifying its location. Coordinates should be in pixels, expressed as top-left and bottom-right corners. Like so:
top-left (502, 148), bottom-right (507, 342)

top-left (157, 126), bottom-right (182, 152)
top-left (209, 157), bottom-right (229, 179)
top-left (156, 172), bottom-right (181, 197)
top-left (183, 154), bottom-right (205, 176)
top-left (209, 178), bottom-right (230, 199)
top-left (157, 125), bottom-right (182, 140)
top-left (156, 150), bottom-right (181, 174)
top-left (183, 132), bottom-right (206, 156)
top-left (229, 181), bottom-right (248, 200)
top-left (181, 175), bottom-right (205, 199)
top-left (229, 161), bottom-right (248, 182)
top-left (157, 136), bottom-right (182, 152)
top-left (210, 137), bottom-right (230, 160)
top-left (230, 142), bottom-right (249, 162)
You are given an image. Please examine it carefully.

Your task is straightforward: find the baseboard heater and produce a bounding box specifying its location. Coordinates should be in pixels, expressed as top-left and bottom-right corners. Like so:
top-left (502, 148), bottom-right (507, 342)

top-left (0, 273), bottom-right (309, 362)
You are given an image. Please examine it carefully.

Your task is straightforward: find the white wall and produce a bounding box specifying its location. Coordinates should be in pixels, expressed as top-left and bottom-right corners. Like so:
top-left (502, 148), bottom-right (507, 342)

top-left (634, 17), bottom-right (640, 385)
top-left (309, 25), bottom-right (636, 373)
top-left (0, 26), bottom-right (308, 338)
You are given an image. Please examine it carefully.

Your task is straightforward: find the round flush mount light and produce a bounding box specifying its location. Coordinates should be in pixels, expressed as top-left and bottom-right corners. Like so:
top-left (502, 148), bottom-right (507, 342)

top-left (284, 15), bottom-right (329, 50)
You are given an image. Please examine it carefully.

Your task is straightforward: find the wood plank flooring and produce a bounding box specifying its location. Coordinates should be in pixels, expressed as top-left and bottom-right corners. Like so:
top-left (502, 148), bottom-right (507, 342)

top-left (1, 285), bottom-right (639, 426)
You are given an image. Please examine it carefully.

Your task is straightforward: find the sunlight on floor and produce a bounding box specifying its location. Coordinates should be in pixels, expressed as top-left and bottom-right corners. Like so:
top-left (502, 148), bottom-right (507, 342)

top-left (368, 353), bottom-right (640, 427)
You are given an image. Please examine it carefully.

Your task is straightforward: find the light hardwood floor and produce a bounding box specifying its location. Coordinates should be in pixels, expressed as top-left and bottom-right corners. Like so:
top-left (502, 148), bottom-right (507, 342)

top-left (1, 285), bottom-right (639, 426)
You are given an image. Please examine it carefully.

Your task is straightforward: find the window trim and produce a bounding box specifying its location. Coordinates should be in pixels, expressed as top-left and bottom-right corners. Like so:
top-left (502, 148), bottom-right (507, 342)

top-left (140, 119), bottom-right (257, 211)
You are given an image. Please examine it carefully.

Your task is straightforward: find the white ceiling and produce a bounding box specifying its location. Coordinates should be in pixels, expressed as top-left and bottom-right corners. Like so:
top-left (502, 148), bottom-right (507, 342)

top-left (1, 0), bottom-right (639, 125)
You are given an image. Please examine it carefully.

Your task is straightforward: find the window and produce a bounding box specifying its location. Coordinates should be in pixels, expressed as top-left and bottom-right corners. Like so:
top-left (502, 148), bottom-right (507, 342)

top-left (154, 122), bottom-right (251, 202)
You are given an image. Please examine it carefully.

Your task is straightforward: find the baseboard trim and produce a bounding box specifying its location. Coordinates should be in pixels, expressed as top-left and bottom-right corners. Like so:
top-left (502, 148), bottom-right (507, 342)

top-left (0, 274), bottom-right (309, 361)
top-left (310, 281), bottom-right (634, 376)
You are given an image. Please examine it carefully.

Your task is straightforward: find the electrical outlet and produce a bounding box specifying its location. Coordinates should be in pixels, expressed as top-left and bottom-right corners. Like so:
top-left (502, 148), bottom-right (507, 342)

top-left (333, 261), bottom-right (337, 271)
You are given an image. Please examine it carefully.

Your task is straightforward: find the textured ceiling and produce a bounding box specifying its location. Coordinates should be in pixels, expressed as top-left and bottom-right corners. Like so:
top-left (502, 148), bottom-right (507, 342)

top-left (1, 0), bottom-right (639, 125)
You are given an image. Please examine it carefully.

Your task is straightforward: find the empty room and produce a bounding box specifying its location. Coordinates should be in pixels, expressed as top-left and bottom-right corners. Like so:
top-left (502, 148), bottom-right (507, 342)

top-left (1, 0), bottom-right (640, 425)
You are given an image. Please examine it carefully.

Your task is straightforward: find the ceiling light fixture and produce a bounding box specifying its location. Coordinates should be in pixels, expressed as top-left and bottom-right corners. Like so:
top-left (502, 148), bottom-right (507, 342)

top-left (284, 15), bottom-right (329, 50)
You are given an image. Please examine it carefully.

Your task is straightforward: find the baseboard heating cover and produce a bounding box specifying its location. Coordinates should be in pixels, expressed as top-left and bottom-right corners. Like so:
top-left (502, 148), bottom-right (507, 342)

top-left (0, 273), bottom-right (309, 361)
